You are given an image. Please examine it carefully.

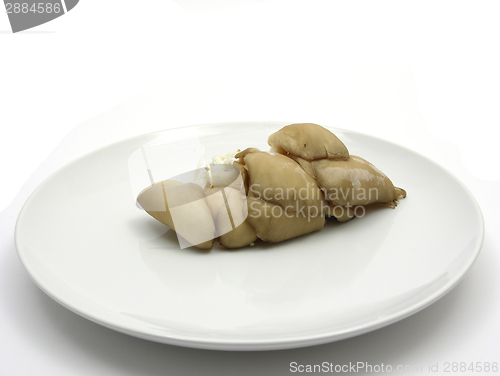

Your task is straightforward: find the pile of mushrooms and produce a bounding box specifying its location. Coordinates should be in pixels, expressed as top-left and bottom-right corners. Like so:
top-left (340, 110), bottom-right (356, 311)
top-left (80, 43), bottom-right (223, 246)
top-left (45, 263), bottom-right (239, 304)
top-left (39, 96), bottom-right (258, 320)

top-left (137, 123), bottom-right (406, 250)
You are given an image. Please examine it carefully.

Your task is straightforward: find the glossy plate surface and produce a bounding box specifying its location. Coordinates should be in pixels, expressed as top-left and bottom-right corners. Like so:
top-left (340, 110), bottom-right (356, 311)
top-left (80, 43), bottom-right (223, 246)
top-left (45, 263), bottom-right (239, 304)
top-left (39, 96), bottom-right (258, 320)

top-left (15, 122), bottom-right (484, 350)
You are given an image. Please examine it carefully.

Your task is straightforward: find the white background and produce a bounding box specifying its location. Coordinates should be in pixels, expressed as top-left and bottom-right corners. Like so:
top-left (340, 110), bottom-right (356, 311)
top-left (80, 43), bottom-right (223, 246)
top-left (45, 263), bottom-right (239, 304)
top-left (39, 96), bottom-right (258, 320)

top-left (1, 1), bottom-right (499, 375)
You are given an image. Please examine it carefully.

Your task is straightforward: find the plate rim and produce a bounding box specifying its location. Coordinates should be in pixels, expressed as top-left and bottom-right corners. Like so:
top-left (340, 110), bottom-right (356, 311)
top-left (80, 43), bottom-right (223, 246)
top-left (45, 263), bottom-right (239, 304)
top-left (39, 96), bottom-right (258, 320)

top-left (14, 121), bottom-right (485, 350)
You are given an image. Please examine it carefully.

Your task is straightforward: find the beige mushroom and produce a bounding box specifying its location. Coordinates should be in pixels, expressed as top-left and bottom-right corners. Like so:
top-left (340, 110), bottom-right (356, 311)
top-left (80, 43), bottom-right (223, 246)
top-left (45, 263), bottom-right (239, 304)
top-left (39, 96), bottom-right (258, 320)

top-left (215, 188), bottom-right (258, 249)
top-left (233, 147), bottom-right (328, 243)
top-left (137, 180), bottom-right (215, 249)
top-left (246, 196), bottom-right (325, 243)
top-left (312, 155), bottom-right (406, 207)
top-left (232, 161), bottom-right (249, 195)
top-left (138, 123), bottom-right (406, 250)
top-left (285, 154), bottom-right (316, 179)
top-left (268, 123), bottom-right (349, 161)
top-left (208, 163), bottom-right (241, 190)
top-left (204, 186), bottom-right (228, 220)
top-left (268, 123), bottom-right (405, 223)
top-left (203, 163), bottom-right (258, 248)
top-left (236, 148), bottom-right (327, 216)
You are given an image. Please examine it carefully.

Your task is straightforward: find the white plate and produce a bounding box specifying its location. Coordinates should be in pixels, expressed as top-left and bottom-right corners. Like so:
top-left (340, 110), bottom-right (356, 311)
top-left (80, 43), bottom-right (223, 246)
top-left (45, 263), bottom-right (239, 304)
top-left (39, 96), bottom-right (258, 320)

top-left (15, 122), bottom-right (484, 351)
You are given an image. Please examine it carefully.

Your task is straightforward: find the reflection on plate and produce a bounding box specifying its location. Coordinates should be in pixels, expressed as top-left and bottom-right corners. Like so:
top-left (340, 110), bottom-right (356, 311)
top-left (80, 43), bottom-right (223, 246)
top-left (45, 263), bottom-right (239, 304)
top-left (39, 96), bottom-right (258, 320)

top-left (15, 122), bottom-right (484, 350)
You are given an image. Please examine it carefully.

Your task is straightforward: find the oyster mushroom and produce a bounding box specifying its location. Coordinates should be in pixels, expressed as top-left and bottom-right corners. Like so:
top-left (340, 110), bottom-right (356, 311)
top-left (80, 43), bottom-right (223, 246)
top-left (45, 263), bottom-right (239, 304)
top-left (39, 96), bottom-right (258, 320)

top-left (214, 187), bottom-right (258, 248)
top-left (236, 148), bottom-right (327, 216)
top-left (137, 180), bottom-right (215, 249)
top-left (267, 123), bottom-right (406, 223)
top-left (204, 186), bottom-right (228, 220)
top-left (268, 123), bottom-right (349, 161)
top-left (312, 155), bottom-right (407, 207)
top-left (232, 161), bottom-right (249, 194)
top-left (138, 123), bottom-right (406, 250)
top-left (234, 147), bottom-right (328, 243)
top-left (285, 154), bottom-right (316, 179)
top-left (203, 163), bottom-right (257, 248)
top-left (246, 196), bottom-right (325, 243)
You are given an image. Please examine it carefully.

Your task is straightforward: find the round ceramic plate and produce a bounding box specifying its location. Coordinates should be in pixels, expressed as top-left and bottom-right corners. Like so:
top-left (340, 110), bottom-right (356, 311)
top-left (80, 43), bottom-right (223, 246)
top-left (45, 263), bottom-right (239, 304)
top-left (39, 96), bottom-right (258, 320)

top-left (15, 122), bottom-right (484, 351)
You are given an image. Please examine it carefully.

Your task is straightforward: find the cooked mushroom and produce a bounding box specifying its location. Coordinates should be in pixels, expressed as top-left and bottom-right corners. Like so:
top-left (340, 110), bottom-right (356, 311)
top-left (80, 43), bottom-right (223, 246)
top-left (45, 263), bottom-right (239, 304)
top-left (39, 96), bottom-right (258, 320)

top-left (232, 161), bottom-right (249, 195)
top-left (138, 123), bottom-right (406, 250)
top-left (202, 162), bottom-right (258, 248)
top-left (312, 155), bottom-right (406, 207)
top-left (137, 181), bottom-right (215, 249)
top-left (236, 148), bottom-right (327, 216)
top-left (285, 154), bottom-right (316, 179)
top-left (246, 196), bottom-right (325, 243)
top-left (215, 188), bottom-right (258, 248)
top-left (268, 123), bottom-right (349, 161)
top-left (233, 148), bottom-right (328, 243)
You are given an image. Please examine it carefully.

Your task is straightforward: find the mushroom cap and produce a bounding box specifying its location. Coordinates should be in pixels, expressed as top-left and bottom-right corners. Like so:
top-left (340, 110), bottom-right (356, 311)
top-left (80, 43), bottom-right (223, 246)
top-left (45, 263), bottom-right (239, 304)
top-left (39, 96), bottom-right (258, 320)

top-left (312, 156), bottom-right (400, 206)
top-left (268, 123), bottom-right (349, 161)
top-left (215, 188), bottom-right (258, 249)
top-left (285, 154), bottom-right (316, 179)
top-left (241, 149), bottom-right (327, 216)
top-left (204, 185), bottom-right (257, 246)
top-left (246, 196), bottom-right (325, 243)
top-left (137, 180), bottom-right (215, 249)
